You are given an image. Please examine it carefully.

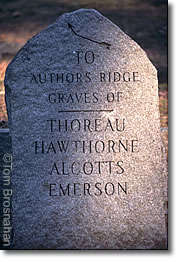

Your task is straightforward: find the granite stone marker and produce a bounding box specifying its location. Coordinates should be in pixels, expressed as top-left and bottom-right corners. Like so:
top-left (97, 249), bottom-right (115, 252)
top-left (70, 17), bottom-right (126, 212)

top-left (4, 9), bottom-right (167, 249)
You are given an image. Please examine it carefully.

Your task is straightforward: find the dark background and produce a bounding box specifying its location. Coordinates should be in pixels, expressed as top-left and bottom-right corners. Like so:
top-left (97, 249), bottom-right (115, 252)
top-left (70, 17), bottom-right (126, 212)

top-left (0, 0), bottom-right (168, 124)
top-left (0, 0), bottom-right (168, 81)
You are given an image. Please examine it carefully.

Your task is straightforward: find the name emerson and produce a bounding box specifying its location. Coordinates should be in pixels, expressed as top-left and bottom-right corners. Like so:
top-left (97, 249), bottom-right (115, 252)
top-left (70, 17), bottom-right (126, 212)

top-left (49, 181), bottom-right (128, 197)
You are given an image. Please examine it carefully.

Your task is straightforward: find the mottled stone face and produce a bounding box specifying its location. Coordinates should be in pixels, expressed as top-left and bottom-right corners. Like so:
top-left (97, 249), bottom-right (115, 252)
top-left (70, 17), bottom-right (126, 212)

top-left (5, 9), bottom-right (167, 249)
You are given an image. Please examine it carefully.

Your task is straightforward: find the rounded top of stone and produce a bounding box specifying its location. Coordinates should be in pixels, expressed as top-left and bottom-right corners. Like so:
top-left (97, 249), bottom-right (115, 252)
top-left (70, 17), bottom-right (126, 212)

top-left (65, 8), bottom-right (100, 14)
top-left (5, 8), bottom-right (157, 83)
top-left (56, 8), bottom-right (109, 25)
top-left (58, 8), bottom-right (102, 17)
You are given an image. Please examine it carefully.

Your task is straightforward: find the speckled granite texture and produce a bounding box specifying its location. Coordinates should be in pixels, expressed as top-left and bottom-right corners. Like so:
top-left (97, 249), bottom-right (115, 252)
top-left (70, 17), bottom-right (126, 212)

top-left (5, 9), bottom-right (167, 249)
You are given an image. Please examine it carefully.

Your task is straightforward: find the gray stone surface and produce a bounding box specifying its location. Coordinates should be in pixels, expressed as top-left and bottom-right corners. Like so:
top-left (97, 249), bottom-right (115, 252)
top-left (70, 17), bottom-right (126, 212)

top-left (4, 9), bottom-right (167, 249)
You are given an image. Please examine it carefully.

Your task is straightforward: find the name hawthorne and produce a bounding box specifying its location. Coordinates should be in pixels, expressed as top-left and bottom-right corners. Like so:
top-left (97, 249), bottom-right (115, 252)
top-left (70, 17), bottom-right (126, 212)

top-left (34, 139), bottom-right (138, 154)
